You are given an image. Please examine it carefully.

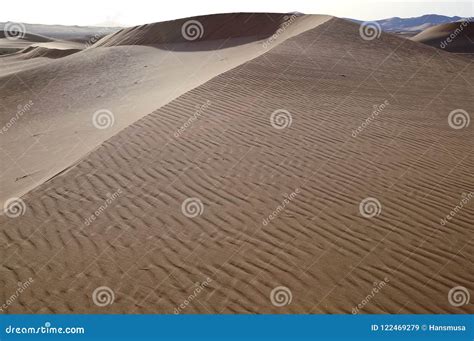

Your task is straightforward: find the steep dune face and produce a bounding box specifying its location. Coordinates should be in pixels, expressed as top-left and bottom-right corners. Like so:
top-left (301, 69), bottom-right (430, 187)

top-left (0, 14), bottom-right (331, 210)
top-left (412, 20), bottom-right (474, 53)
top-left (0, 31), bottom-right (54, 55)
top-left (1, 17), bottom-right (472, 314)
top-left (93, 13), bottom-right (303, 47)
top-left (0, 30), bottom-right (52, 43)
top-left (17, 46), bottom-right (82, 59)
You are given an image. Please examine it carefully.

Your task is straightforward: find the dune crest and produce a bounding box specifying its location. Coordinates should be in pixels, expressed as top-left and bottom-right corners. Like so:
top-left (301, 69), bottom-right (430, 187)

top-left (0, 13), bottom-right (331, 208)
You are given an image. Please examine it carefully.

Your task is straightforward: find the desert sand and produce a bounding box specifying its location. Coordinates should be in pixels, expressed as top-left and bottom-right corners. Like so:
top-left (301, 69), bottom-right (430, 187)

top-left (0, 14), bottom-right (331, 208)
top-left (412, 20), bottom-right (474, 53)
top-left (0, 13), bottom-right (473, 314)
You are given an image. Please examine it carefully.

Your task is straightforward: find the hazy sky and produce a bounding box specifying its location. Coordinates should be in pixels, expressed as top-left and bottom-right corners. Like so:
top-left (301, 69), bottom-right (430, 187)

top-left (1, 0), bottom-right (472, 26)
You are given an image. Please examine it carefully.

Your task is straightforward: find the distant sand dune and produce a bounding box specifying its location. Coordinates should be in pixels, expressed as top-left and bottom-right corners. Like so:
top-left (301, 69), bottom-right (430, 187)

top-left (412, 20), bottom-right (474, 53)
top-left (0, 16), bottom-right (472, 314)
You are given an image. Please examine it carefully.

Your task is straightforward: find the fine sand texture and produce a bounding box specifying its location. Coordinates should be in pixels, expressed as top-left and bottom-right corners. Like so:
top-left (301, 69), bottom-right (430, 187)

top-left (0, 15), bottom-right (473, 314)
top-left (0, 13), bottom-right (331, 209)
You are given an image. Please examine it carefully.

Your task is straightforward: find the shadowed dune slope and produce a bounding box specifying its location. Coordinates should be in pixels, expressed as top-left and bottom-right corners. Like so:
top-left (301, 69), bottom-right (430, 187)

top-left (0, 31), bottom-right (53, 43)
top-left (94, 13), bottom-right (303, 47)
top-left (17, 46), bottom-right (82, 59)
top-left (1, 18), bottom-right (472, 314)
top-left (412, 21), bottom-right (474, 53)
top-left (0, 14), bottom-right (331, 208)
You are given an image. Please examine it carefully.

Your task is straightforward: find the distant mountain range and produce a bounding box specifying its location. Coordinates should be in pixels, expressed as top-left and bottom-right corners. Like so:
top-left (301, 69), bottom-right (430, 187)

top-left (350, 14), bottom-right (465, 34)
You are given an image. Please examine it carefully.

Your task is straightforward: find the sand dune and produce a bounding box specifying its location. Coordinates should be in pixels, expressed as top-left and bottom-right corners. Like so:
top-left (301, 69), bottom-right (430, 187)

top-left (0, 22), bottom-right (119, 43)
top-left (0, 33), bottom-right (53, 55)
top-left (0, 14), bottom-right (472, 314)
top-left (16, 45), bottom-right (82, 60)
top-left (0, 14), bottom-right (331, 209)
top-left (94, 13), bottom-right (308, 47)
top-left (0, 22), bottom-right (116, 57)
top-left (412, 20), bottom-right (474, 53)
